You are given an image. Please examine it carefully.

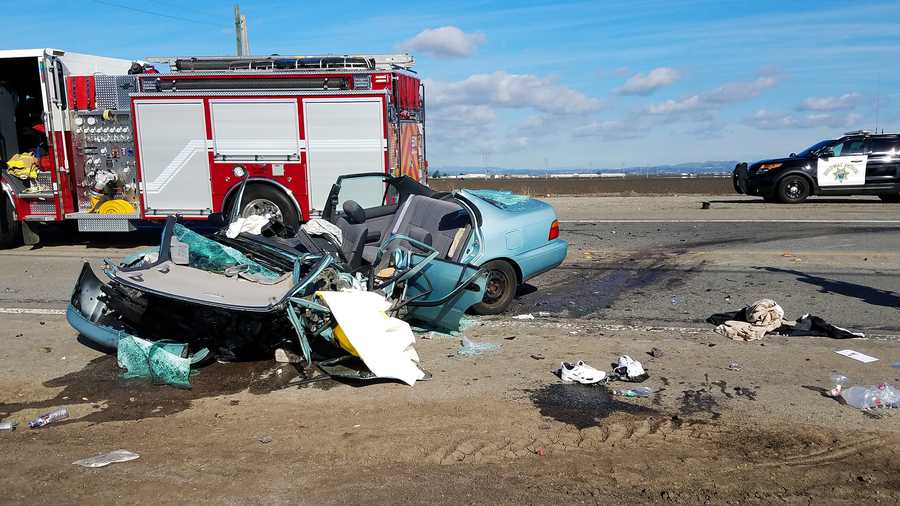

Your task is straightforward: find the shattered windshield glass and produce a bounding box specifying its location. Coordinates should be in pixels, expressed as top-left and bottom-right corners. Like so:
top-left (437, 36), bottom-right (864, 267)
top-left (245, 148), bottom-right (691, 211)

top-left (466, 189), bottom-right (540, 212)
top-left (173, 224), bottom-right (281, 281)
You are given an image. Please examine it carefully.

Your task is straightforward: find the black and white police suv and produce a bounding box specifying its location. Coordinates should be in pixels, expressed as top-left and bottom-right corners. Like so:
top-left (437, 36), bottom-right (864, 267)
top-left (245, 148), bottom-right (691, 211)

top-left (733, 131), bottom-right (900, 203)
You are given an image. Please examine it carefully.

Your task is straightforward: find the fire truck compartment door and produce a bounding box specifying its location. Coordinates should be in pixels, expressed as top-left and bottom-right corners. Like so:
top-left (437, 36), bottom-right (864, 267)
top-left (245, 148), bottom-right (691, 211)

top-left (134, 100), bottom-right (212, 213)
top-left (304, 98), bottom-right (386, 212)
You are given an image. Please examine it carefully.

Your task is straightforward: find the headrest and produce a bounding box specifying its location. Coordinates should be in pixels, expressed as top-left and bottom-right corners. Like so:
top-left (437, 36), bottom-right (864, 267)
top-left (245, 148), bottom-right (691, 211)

top-left (342, 200), bottom-right (366, 225)
top-left (407, 225), bottom-right (433, 247)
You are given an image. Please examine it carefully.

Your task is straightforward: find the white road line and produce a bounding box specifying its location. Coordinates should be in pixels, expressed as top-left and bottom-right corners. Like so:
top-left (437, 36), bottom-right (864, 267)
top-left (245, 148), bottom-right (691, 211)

top-left (0, 307), bottom-right (67, 315)
top-left (560, 219), bottom-right (900, 224)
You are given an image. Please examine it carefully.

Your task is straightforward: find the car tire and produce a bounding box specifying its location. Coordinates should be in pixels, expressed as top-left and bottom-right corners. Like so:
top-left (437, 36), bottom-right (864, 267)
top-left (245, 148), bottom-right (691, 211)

top-left (471, 260), bottom-right (518, 315)
top-left (878, 194), bottom-right (900, 203)
top-left (776, 175), bottom-right (811, 204)
top-left (233, 184), bottom-right (300, 230)
top-left (0, 193), bottom-right (21, 249)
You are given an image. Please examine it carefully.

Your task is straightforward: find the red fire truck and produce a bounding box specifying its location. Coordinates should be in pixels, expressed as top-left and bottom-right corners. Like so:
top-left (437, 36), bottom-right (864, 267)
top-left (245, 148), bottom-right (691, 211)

top-left (0, 49), bottom-right (426, 247)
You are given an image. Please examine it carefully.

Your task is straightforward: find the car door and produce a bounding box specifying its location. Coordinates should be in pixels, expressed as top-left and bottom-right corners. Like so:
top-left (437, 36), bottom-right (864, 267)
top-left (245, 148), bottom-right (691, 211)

top-left (816, 138), bottom-right (867, 189)
top-left (863, 137), bottom-right (900, 189)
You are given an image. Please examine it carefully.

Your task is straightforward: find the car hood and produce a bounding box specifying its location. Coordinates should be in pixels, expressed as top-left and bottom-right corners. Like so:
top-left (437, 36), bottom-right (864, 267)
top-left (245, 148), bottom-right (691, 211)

top-left (749, 156), bottom-right (806, 170)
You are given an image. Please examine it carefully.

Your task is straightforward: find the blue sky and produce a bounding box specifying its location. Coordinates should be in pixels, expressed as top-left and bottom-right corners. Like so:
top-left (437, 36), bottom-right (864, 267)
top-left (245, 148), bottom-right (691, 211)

top-left (2, 0), bottom-right (899, 168)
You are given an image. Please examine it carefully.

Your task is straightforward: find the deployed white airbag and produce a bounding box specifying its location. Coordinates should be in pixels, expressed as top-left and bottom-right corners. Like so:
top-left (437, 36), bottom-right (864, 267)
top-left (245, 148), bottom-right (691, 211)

top-left (318, 290), bottom-right (425, 386)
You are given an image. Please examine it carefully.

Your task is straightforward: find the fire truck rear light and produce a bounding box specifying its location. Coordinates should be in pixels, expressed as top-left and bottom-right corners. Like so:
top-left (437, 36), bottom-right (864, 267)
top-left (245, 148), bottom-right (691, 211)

top-left (549, 219), bottom-right (560, 240)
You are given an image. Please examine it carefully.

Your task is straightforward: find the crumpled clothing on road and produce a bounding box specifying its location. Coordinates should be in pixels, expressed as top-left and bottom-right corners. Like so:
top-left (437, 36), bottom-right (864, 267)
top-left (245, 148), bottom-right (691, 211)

top-left (707, 299), bottom-right (864, 341)
top-left (709, 298), bottom-right (784, 341)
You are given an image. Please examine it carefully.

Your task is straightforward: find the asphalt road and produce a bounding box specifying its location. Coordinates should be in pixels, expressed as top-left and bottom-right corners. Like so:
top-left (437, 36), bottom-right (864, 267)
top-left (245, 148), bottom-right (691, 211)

top-left (3, 195), bottom-right (898, 334)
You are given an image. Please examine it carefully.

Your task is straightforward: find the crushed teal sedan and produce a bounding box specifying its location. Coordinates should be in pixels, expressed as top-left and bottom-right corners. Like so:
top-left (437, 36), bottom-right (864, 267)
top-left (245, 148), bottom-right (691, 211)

top-left (67, 173), bottom-right (566, 376)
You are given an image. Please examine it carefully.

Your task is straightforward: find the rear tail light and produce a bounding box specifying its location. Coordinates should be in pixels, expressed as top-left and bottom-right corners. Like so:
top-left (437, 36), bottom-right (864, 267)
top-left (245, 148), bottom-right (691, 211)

top-left (549, 219), bottom-right (560, 240)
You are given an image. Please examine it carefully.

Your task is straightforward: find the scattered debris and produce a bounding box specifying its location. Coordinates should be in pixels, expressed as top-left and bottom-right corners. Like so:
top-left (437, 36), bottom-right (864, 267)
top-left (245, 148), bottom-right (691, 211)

top-left (274, 348), bottom-right (302, 364)
top-left (700, 201), bottom-right (711, 209)
top-left (727, 361), bottom-right (741, 372)
top-left (513, 313), bottom-right (535, 320)
top-left (843, 384), bottom-right (898, 410)
top-left (829, 373), bottom-right (849, 397)
top-left (558, 361), bottom-right (606, 384)
top-left (835, 349), bottom-right (878, 364)
top-left (0, 420), bottom-right (17, 432)
top-left (893, 362), bottom-right (900, 369)
top-left (118, 335), bottom-right (206, 389)
top-left (614, 355), bottom-right (647, 381)
top-left (503, 336), bottom-right (517, 340)
top-left (73, 450), bottom-right (140, 468)
top-left (708, 299), bottom-right (865, 341)
top-left (28, 408), bottom-right (69, 429)
top-left (457, 337), bottom-right (500, 357)
top-left (648, 347), bottom-right (664, 358)
top-left (258, 436), bottom-right (273, 444)
top-left (613, 386), bottom-right (653, 398)
top-left (530, 354), bottom-right (545, 360)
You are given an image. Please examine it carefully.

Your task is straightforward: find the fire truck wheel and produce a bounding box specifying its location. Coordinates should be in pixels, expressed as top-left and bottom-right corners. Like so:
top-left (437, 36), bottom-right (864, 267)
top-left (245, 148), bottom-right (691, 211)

top-left (0, 194), bottom-right (21, 249)
top-left (237, 185), bottom-right (300, 230)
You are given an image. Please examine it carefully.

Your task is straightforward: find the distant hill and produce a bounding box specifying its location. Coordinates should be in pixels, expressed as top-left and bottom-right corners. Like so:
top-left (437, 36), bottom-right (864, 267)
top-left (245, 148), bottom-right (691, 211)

top-left (430, 161), bottom-right (739, 177)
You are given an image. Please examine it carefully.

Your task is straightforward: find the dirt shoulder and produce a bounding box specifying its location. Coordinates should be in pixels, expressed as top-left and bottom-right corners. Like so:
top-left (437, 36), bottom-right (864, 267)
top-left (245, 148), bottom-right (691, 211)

top-left (1, 314), bottom-right (897, 504)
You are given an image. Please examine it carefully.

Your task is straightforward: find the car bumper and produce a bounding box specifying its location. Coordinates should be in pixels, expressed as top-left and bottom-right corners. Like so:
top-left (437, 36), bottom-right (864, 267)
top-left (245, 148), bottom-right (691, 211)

top-left (733, 165), bottom-right (777, 197)
top-left (518, 239), bottom-right (568, 281)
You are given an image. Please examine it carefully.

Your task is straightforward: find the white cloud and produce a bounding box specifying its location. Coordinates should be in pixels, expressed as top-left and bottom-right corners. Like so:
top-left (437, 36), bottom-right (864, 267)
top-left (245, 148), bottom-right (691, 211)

top-left (616, 67), bottom-right (681, 95)
top-left (572, 118), bottom-right (644, 140)
top-left (400, 26), bottom-right (486, 58)
top-left (646, 68), bottom-right (782, 115)
top-left (427, 71), bottom-right (603, 115)
top-left (745, 109), bottom-right (863, 130)
top-left (646, 95), bottom-right (702, 114)
top-left (428, 104), bottom-right (497, 125)
top-left (798, 92), bottom-right (861, 111)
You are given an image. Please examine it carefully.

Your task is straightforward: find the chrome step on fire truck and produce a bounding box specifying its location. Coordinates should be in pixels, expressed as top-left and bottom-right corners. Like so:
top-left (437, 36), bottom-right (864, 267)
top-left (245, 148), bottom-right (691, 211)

top-left (0, 49), bottom-right (427, 247)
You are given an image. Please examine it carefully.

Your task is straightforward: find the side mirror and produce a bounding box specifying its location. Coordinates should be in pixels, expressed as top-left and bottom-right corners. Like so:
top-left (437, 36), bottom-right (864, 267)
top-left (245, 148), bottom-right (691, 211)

top-left (789, 152), bottom-right (796, 158)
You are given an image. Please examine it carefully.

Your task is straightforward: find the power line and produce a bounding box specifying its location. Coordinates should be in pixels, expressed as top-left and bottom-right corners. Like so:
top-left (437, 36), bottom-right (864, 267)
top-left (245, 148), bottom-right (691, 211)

top-left (92, 0), bottom-right (223, 27)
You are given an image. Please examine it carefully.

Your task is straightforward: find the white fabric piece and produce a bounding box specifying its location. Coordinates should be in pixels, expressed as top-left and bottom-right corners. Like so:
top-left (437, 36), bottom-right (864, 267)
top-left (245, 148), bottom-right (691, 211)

top-left (226, 214), bottom-right (271, 239)
top-left (302, 218), bottom-right (343, 246)
top-left (318, 290), bottom-right (425, 386)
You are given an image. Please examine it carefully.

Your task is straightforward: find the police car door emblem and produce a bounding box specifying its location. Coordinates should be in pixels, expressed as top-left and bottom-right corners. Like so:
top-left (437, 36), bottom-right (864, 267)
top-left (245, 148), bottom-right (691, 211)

top-left (825, 162), bottom-right (856, 183)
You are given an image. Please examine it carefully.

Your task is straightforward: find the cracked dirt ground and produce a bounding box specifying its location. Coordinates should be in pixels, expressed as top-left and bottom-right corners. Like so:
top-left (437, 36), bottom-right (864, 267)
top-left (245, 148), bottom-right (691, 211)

top-left (1, 195), bottom-right (899, 504)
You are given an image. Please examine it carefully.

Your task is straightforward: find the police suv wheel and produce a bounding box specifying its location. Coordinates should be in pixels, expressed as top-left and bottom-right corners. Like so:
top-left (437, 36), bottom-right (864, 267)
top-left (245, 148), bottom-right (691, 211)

top-left (236, 185), bottom-right (300, 231)
top-left (776, 175), bottom-right (810, 204)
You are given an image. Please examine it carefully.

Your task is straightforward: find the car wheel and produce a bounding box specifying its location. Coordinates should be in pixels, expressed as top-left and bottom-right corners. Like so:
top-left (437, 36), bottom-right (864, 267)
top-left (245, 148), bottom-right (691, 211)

top-left (471, 260), bottom-right (518, 315)
top-left (878, 194), bottom-right (900, 203)
top-left (234, 185), bottom-right (300, 230)
top-left (0, 193), bottom-right (21, 249)
top-left (776, 175), bottom-right (810, 204)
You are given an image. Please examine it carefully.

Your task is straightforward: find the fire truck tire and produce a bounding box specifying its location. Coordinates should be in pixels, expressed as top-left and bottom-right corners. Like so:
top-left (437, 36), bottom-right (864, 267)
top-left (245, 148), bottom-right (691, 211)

top-left (0, 194), bottom-right (21, 249)
top-left (236, 184), bottom-right (300, 230)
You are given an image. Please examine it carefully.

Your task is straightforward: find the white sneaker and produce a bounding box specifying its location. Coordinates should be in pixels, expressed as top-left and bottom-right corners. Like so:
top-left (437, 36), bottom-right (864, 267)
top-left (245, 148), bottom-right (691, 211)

top-left (559, 361), bottom-right (607, 384)
top-left (614, 355), bottom-right (646, 379)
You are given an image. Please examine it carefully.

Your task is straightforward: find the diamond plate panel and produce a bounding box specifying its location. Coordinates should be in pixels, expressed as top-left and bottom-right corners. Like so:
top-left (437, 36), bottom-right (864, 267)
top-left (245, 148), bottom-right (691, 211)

top-left (95, 75), bottom-right (139, 111)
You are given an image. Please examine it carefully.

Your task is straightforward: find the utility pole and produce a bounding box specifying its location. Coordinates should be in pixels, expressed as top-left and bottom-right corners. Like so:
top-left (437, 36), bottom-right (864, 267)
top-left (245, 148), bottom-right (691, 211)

top-left (234, 4), bottom-right (250, 56)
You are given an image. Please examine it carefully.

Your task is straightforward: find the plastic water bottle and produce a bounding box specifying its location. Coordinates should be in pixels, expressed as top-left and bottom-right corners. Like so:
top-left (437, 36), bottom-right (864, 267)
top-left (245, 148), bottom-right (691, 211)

top-left (28, 408), bottom-right (69, 428)
top-left (829, 372), bottom-right (848, 397)
top-left (843, 384), bottom-right (898, 410)
top-left (613, 386), bottom-right (653, 398)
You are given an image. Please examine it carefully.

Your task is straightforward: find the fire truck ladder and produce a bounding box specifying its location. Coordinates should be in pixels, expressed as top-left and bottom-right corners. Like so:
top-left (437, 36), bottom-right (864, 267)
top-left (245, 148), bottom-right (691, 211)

top-left (146, 54), bottom-right (415, 72)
